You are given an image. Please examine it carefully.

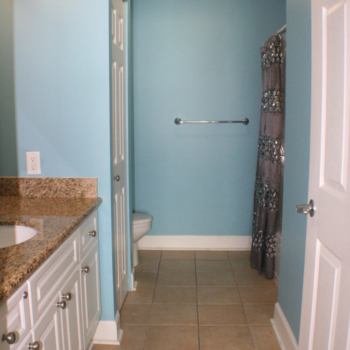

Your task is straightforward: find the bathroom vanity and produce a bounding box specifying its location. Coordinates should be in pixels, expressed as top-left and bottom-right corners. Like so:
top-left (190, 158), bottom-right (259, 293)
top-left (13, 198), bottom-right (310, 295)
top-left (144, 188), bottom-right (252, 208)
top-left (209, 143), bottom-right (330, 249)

top-left (0, 209), bottom-right (101, 350)
top-left (0, 179), bottom-right (102, 350)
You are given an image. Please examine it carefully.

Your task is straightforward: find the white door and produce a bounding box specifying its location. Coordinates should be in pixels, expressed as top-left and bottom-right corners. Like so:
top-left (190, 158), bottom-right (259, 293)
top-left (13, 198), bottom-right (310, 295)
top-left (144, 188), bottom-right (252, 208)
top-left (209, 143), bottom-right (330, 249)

top-left (299, 1), bottom-right (350, 349)
top-left (111, 0), bottom-right (128, 310)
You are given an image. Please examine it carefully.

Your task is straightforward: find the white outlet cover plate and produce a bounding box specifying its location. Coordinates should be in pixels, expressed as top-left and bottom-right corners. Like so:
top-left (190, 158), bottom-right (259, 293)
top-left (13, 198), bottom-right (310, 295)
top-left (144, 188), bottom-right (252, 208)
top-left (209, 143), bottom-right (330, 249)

top-left (26, 152), bottom-right (41, 175)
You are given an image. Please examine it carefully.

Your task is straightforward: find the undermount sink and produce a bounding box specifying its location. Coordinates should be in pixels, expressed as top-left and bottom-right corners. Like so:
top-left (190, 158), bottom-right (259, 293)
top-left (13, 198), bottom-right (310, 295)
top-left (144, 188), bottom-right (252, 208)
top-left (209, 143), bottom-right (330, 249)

top-left (0, 225), bottom-right (38, 249)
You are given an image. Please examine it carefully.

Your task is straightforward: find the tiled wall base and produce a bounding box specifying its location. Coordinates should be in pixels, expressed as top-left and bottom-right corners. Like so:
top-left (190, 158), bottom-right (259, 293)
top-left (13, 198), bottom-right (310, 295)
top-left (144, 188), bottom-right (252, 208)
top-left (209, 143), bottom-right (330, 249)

top-left (271, 302), bottom-right (298, 350)
top-left (138, 235), bottom-right (252, 250)
top-left (93, 311), bottom-right (123, 345)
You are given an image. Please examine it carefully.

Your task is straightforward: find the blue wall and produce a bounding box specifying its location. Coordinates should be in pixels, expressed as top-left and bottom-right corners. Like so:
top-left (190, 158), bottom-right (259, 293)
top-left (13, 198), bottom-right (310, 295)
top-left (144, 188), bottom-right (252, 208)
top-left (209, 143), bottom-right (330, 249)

top-left (278, 0), bottom-right (311, 342)
top-left (0, 0), bottom-right (18, 175)
top-left (133, 0), bottom-right (286, 237)
top-left (0, 0), bottom-right (116, 321)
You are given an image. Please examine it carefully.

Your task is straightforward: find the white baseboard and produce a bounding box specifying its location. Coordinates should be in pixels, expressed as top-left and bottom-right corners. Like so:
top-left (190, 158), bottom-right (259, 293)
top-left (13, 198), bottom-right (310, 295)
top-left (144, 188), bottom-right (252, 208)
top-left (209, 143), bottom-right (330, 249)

top-left (93, 311), bottom-right (123, 345)
top-left (131, 268), bottom-right (138, 291)
top-left (138, 235), bottom-right (252, 250)
top-left (271, 303), bottom-right (298, 350)
top-left (274, 270), bottom-right (280, 287)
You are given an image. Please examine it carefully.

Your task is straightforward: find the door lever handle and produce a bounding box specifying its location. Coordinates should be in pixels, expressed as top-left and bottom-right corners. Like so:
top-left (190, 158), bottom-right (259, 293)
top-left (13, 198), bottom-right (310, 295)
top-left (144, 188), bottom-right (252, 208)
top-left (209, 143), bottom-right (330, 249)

top-left (296, 199), bottom-right (315, 217)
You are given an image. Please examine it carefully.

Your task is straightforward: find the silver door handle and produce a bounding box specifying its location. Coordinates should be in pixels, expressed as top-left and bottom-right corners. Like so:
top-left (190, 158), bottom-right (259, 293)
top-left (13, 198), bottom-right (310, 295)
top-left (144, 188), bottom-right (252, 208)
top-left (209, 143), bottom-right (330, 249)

top-left (296, 199), bottom-right (315, 217)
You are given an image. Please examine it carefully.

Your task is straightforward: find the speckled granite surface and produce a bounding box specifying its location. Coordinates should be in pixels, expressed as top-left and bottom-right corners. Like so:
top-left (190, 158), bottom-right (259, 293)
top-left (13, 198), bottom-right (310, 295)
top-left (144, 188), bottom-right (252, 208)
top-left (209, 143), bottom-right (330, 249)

top-left (0, 182), bottom-right (102, 305)
top-left (0, 177), bottom-right (97, 198)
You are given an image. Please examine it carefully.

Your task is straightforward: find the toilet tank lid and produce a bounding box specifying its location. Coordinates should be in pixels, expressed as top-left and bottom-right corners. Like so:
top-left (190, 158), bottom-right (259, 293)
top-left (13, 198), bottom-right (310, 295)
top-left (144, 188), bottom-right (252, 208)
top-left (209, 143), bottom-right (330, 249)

top-left (132, 213), bottom-right (153, 223)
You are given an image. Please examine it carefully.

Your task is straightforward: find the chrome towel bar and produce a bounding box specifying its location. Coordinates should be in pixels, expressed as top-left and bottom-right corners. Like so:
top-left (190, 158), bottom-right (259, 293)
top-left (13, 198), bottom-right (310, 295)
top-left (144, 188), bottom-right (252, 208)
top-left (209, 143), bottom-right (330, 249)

top-left (174, 118), bottom-right (249, 125)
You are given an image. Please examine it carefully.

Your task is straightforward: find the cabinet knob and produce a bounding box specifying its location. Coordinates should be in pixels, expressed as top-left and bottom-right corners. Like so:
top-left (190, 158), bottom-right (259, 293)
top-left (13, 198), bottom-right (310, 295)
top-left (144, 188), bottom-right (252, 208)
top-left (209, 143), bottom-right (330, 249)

top-left (2, 332), bottom-right (16, 344)
top-left (62, 292), bottom-right (72, 301)
top-left (56, 300), bottom-right (67, 309)
top-left (81, 266), bottom-right (90, 273)
top-left (89, 230), bottom-right (97, 237)
top-left (28, 341), bottom-right (40, 350)
top-left (23, 291), bottom-right (28, 299)
top-left (114, 175), bottom-right (120, 181)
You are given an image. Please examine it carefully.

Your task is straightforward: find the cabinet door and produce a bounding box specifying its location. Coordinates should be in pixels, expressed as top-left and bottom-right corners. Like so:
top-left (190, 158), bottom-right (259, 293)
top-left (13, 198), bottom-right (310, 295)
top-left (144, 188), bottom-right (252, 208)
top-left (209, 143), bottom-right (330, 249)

top-left (0, 284), bottom-right (31, 350)
top-left (81, 243), bottom-right (101, 346)
top-left (59, 268), bottom-right (84, 350)
top-left (31, 292), bottom-right (63, 350)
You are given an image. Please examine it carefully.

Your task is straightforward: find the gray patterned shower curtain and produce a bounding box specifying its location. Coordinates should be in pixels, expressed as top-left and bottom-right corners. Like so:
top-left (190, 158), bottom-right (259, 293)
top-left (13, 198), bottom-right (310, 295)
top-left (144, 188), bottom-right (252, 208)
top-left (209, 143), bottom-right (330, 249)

top-left (250, 35), bottom-right (285, 279)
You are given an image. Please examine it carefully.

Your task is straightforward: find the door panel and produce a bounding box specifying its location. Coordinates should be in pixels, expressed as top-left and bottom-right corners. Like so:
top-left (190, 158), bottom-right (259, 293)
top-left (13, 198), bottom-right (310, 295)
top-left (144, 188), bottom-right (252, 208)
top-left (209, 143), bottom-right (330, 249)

top-left (321, 0), bottom-right (349, 190)
top-left (299, 0), bottom-right (350, 349)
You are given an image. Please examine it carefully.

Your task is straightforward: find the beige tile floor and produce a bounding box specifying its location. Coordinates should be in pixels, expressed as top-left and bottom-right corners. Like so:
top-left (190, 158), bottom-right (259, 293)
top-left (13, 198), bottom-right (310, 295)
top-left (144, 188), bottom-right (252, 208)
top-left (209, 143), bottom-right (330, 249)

top-left (92, 250), bottom-right (280, 350)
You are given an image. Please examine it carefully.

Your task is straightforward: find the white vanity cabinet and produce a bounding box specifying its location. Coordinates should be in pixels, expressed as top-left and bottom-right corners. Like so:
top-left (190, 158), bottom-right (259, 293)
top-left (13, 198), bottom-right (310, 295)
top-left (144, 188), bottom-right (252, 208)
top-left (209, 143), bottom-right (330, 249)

top-left (0, 209), bottom-right (100, 350)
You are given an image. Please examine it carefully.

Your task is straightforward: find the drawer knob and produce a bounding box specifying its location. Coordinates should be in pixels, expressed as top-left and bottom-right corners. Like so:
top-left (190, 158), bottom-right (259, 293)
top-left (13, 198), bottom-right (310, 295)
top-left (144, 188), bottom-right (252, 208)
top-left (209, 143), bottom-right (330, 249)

top-left (56, 300), bottom-right (67, 309)
top-left (89, 230), bottom-right (97, 237)
top-left (28, 341), bottom-right (40, 349)
top-left (2, 332), bottom-right (16, 344)
top-left (81, 266), bottom-right (90, 273)
top-left (62, 292), bottom-right (72, 301)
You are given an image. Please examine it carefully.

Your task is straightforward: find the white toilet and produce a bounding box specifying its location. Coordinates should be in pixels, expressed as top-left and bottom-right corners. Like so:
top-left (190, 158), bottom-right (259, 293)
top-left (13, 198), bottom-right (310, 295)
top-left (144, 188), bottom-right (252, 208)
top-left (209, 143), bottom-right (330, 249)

top-left (132, 213), bottom-right (153, 267)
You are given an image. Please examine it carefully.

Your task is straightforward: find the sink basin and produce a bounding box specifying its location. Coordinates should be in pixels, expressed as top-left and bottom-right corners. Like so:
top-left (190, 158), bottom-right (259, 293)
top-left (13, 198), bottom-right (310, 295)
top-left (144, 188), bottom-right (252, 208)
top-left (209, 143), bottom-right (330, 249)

top-left (0, 225), bottom-right (38, 249)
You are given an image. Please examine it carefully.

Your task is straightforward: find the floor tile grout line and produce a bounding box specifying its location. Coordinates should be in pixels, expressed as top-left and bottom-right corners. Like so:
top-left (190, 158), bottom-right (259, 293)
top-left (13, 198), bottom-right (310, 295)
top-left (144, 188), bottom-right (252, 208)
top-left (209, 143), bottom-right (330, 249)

top-left (141, 250), bottom-right (162, 350)
top-left (228, 253), bottom-right (258, 350)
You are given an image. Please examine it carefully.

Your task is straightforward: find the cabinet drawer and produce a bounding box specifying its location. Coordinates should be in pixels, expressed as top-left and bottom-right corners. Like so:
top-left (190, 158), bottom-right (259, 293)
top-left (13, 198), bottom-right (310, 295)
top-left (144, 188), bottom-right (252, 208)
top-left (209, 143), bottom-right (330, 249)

top-left (28, 231), bottom-right (79, 325)
top-left (79, 210), bottom-right (98, 259)
top-left (0, 284), bottom-right (31, 350)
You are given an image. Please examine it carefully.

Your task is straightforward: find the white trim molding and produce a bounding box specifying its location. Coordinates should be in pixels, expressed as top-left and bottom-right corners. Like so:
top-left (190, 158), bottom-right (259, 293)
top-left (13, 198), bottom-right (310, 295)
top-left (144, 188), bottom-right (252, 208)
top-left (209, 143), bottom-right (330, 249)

top-left (131, 268), bottom-right (138, 291)
top-left (271, 303), bottom-right (298, 350)
top-left (138, 235), bottom-right (252, 250)
top-left (93, 311), bottom-right (123, 345)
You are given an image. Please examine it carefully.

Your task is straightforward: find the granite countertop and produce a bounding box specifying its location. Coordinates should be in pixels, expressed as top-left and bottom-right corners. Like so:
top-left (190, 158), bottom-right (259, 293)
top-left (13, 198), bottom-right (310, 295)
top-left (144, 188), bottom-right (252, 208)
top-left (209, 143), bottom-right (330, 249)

top-left (0, 196), bottom-right (102, 306)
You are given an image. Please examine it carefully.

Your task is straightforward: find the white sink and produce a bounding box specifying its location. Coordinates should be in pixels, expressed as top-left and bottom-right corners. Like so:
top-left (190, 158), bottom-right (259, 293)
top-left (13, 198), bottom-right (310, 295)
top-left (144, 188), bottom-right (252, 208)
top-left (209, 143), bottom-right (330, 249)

top-left (0, 225), bottom-right (38, 249)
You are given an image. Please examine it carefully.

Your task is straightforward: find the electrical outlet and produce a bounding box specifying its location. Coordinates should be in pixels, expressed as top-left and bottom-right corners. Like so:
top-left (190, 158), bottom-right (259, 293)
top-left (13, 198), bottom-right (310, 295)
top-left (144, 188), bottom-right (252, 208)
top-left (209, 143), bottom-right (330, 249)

top-left (26, 152), bottom-right (41, 175)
